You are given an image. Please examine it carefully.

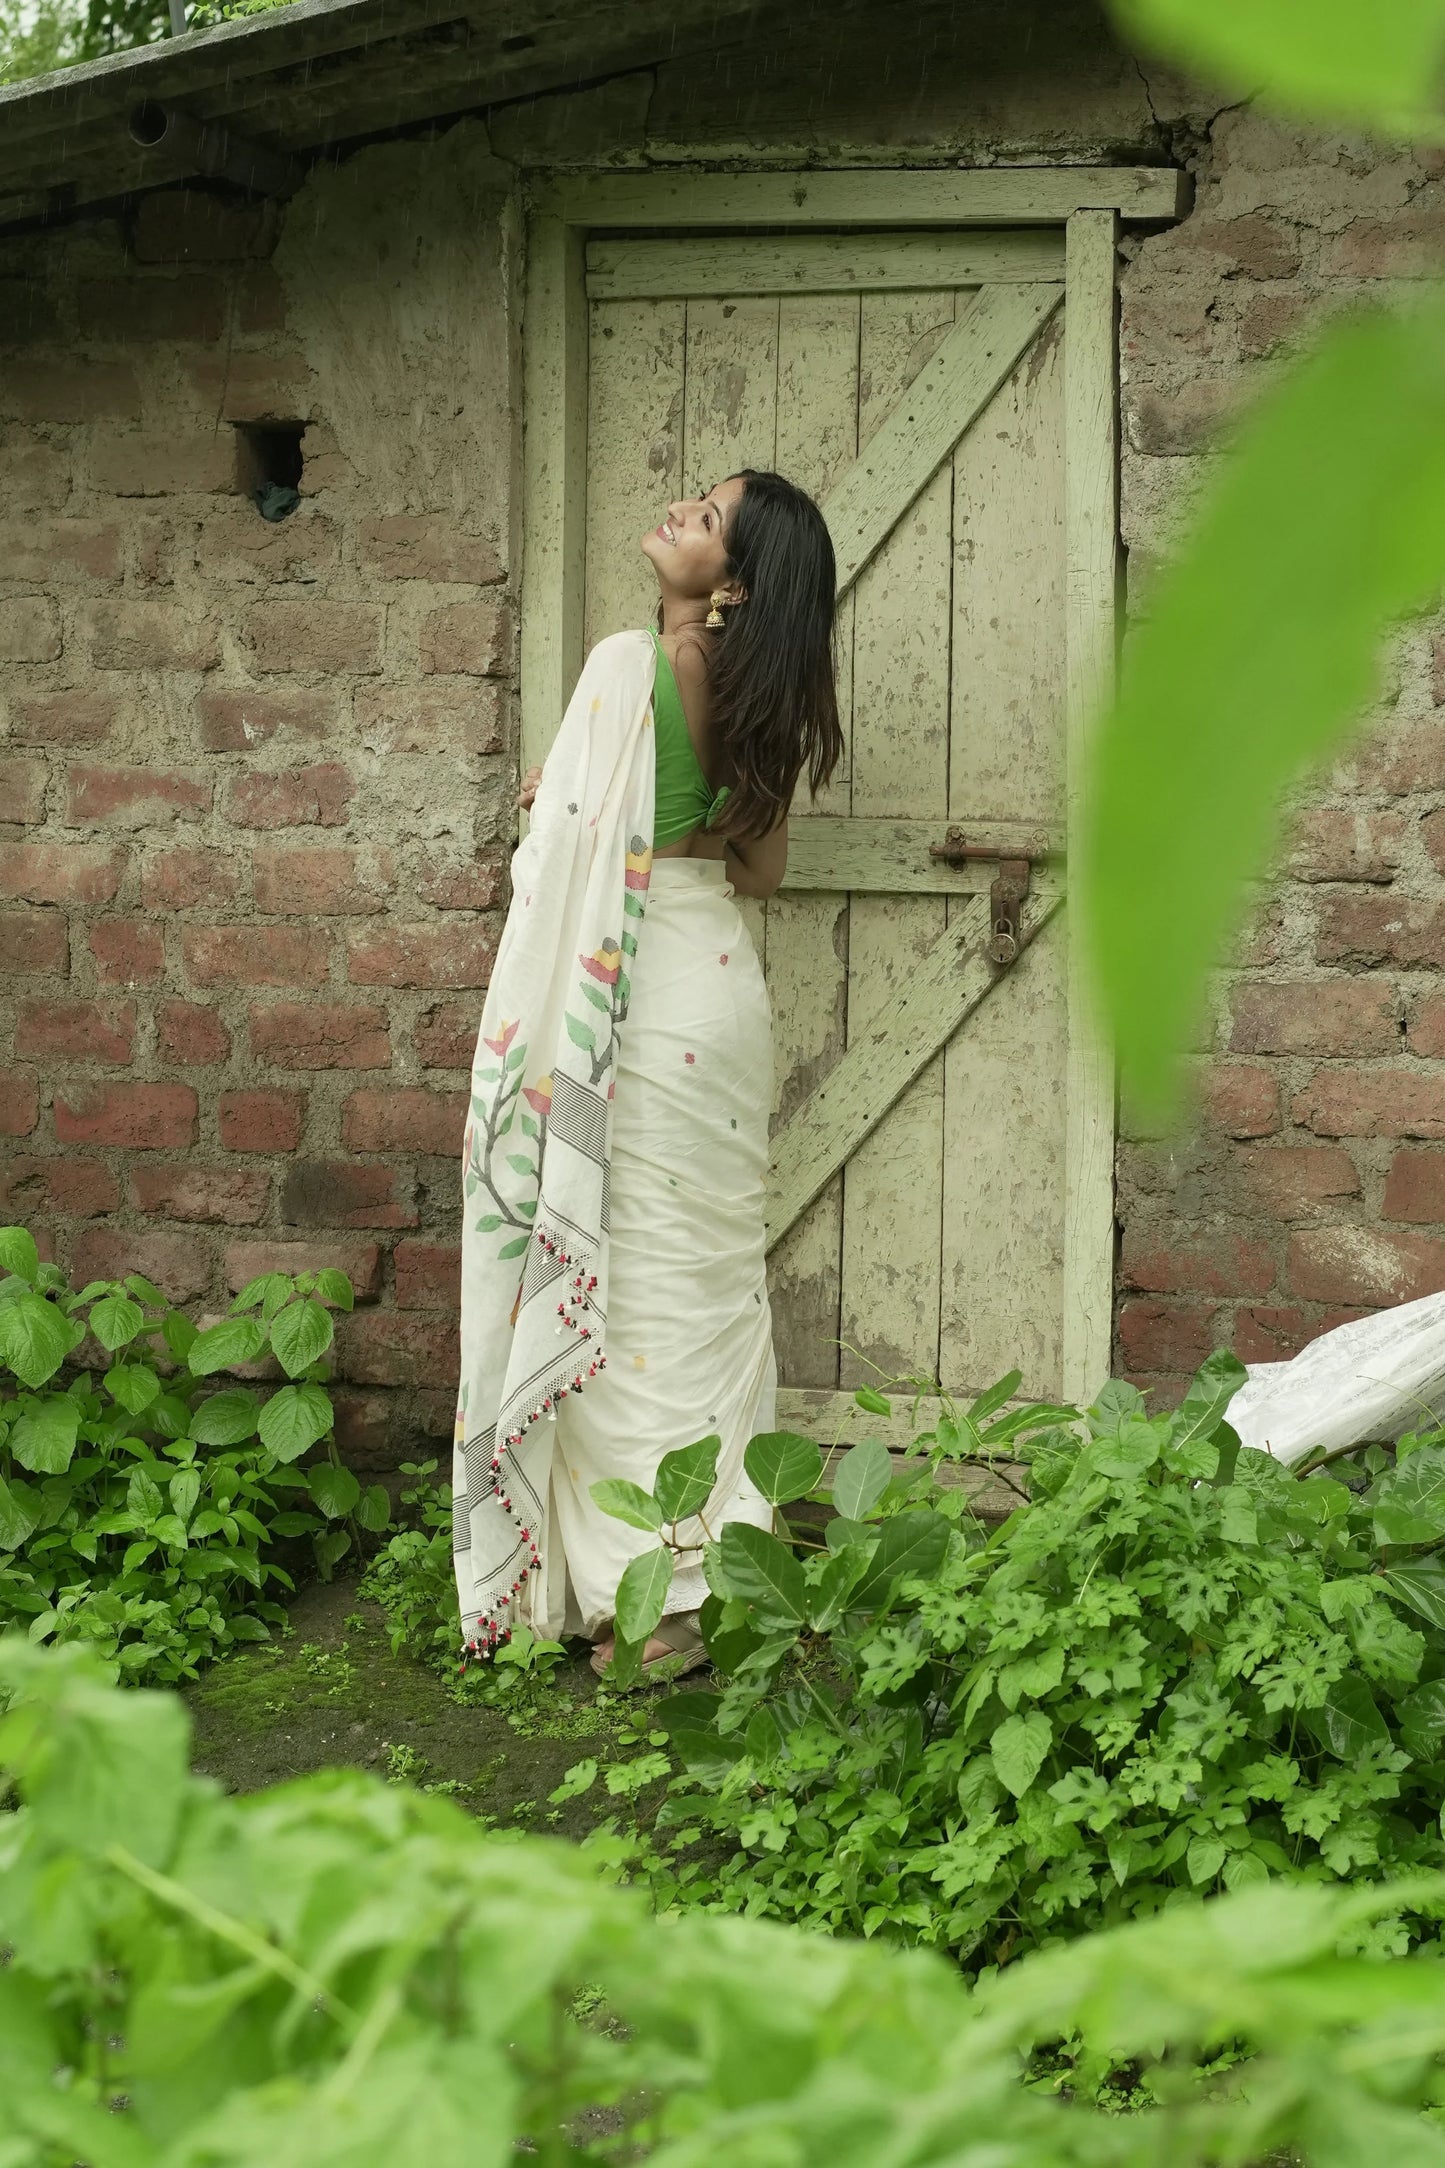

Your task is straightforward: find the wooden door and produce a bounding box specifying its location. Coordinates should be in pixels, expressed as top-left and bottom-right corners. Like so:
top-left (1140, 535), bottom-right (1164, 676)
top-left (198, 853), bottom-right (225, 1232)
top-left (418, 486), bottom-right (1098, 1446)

top-left (574, 220), bottom-right (1117, 1440)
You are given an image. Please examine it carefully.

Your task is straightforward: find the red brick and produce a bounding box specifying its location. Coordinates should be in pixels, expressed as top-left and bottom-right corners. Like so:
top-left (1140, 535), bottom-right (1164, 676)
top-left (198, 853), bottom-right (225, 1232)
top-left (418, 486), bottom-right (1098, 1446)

top-left (227, 764), bottom-right (353, 830)
top-left (67, 764), bottom-right (211, 828)
top-left (1228, 979), bottom-right (1401, 1058)
top-left (141, 848), bottom-right (242, 911)
top-left (249, 1002), bottom-right (390, 1070)
top-left (71, 1226), bottom-right (212, 1302)
top-left (129, 1162), bottom-right (270, 1224)
top-left (197, 685), bottom-right (334, 752)
top-left (217, 1089), bottom-right (305, 1152)
top-left (0, 359), bottom-right (141, 423)
top-left (253, 845), bottom-right (392, 915)
top-left (414, 1001), bottom-right (477, 1068)
top-left (1126, 380), bottom-right (1241, 456)
top-left (89, 920), bottom-right (166, 986)
top-left (354, 678), bottom-right (507, 756)
top-left (1316, 895), bottom-right (1445, 969)
top-left (358, 517), bottom-right (503, 584)
top-left (280, 1159), bottom-right (417, 1229)
top-left (224, 1236), bottom-right (382, 1300)
top-left (341, 1088), bottom-right (468, 1156)
top-left (1286, 808), bottom-right (1405, 884)
top-left (184, 353), bottom-right (310, 423)
top-left (1434, 634), bottom-right (1445, 709)
top-left (1199, 1064), bottom-right (1280, 1138)
top-left (416, 857), bottom-right (503, 911)
top-left (1236, 1144), bottom-right (1360, 1218)
top-left (1231, 289), bottom-right (1314, 361)
top-left (88, 433), bottom-right (235, 497)
top-left (1322, 212), bottom-right (1445, 280)
top-left (0, 434), bottom-right (68, 511)
top-left (1121, 1226), bottom-right (1275, 1297)
top-left (1346, 720), bottom-right (1445, 795)
top-left (7, 690), bottom-right (116, 749)
top-left (0, 1068), bottom-right (39, 1137)
top-left (0, 598), bottom-right (61, 662)
top-left (0, 842), bottom-right (125, 906)
top-left (0, 519), bottom-right (122, 584)
top-left (1231, 1306), bottom-right (1310, 1365)
top-left (0, 1155), bottom-right (120, 1218)
top-left (1167, 212), bottom-right (1302, 280)
top-left (394, 1240), bottom-right (460, 1310)
top-left (83, 600), bottom-right (220, 672)
top-left (243, 601), bottom-right (382, 676)
top-left (157, 999), bottom-right (232, 1067)
top-left (0, 756), bottom-right (47, 826)
top-left (78, 274), bottom-right (226, 343)
top-left (1117, 1300), bottom-right (1219, 1373)
top-left (1417, 810), bottom-right (1445, 879)
top-left (1293, 1067), bottom-right (1445, 1138)
top-left (419, 599), bottom-right (512, 676)
top-left (16, 997), bottom-right (135, 1065)
top-left (55, 1080), bottom-right (197, 1149)
top-left (347, 921), bottom-right (497, 990)
top-left (0, 908), bottom-right (67, 975)
top-left (1384, 1148), bottom-right (1445, 1223)
top-left (334, 1312), bottom-right (457, 1387)
top-left (1288, 1225), bottom-right (1445, 1306)
top-left (1409, 997), bottom-right (1445, 1059)
top-left (183, 924), bottom-right (330, 988)
top-left (194, 506), bottom-right (340, 585)
top-left (130, 189), bottom-right (274, 264)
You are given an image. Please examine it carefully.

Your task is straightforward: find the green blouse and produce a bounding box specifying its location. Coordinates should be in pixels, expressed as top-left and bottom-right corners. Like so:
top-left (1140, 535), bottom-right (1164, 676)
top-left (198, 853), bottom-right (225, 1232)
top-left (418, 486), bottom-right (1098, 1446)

top-left (648, 629), bottom-right (731, 847)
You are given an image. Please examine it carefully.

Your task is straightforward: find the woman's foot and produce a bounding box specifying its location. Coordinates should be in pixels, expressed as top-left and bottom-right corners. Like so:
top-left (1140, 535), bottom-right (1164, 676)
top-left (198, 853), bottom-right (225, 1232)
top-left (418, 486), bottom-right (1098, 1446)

top-left (589, 1611), bottom-right (707, 1682)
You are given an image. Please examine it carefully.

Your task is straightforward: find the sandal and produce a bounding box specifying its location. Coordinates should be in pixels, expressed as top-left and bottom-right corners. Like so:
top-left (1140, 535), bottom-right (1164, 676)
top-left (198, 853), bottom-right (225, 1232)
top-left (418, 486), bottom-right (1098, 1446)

top-left (590, 1610), bottom-right (708, 1685)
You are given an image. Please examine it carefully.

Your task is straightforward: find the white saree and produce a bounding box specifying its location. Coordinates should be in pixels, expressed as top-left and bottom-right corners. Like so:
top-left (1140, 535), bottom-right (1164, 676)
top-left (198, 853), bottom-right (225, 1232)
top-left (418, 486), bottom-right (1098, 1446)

top-left (452, 630), bottom-right (774, 1655)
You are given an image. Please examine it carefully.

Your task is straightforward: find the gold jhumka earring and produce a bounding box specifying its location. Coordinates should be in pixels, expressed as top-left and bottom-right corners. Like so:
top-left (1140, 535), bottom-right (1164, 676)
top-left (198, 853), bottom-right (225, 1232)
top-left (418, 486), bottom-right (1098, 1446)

top-left (705, 590), bottom-right (728, 627)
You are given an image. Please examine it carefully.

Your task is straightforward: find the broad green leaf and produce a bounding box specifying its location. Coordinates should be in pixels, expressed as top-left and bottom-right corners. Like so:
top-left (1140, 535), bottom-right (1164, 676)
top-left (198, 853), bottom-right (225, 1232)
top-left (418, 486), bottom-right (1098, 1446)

top-left (230, 1271), bottom-right (291, 1314)
top-left (591, 1479), bottom-right (664, 1533)
top-left (269, 1297), bottom-right (334, 1380)
top-left (614, 1545), bottom-right (674, 1645)
top-left (654, 1435), bottom-right (721, 1522)
top-left (991, 1710), bottom-right (1052, 1798)
top-left (1172, 1350), bottom-right (1248, 1448)
top-left (123, 1273), bottom-right (168, 1307)
top-left (0, 1226), bottom-right (39, 1283)
top-left (258, 1382), bottom-right (333, 1463)
top-left (308, 1462), bottom-right (361, 1520)
top-left (190, 1389), bottom-right (262, 1447)
top-left (0, 1291), bottom-right (72, 1386)
top-left (967, 1370), bottom-right (1022, 1425)
top-left (187, 1317), bottom-right (267, 1377)
top-left (1398, 1679), bottom-right (1445, 1764)
top-left (653, 1689), bottom-right (724, 1740)
top-left (312, 1269), bottom-right (355, 1312)
top-left (314, 1527), bottom-right (351, 1571)
top-left (0, 1472), bottom-right (41, 1551)
top-left (127, 1466), bottom-right (164, 1526)
top-left (88, 1293), bottom-right (146, 1352)
top-left (717, 1522), bottom-right (807, 1622)
top-left (1312, 1675), bottom-right (1391, 1762)
top-left (1087, 1379), bottom-right (1145, 1439)
top-left (853, 1386), bottom-right (891, 1417)
top-left (7, 1396), bottom-right (80, 1474)
top-left (850, 1510), bottom-right (951, 1611)
top-left (356, 1484), bottom-right (391, 1533)
top-left (1187, 1836), bottom-right (1228, 1888)
top-left (1091, 1422), bottom-right (1161, 1481)
top-left (825, 1514), bottom-right (880, 1552)
top-left (809, 1542), bottom-right (873, 1633)
top-left (1383, 1560), bottom-right (1445, 1632)
top-left (169, 1468), bottom-right (201, 1527)
top-left (103, 1361), bottom-right (162, 1416)
top-left (1218, 1485), bottom-right (1259, 1547)
top-left (744, 1430), bottom-right (824, 1507)
top-left (1112, 0), bottom-right (1445, 138)
top-left (831, 1437), bottom-right (891, 1521)
top-left (1084, 299), bottom-right (1445, 1115)
top-left (1374, 1447), bottom-right (1445, 1547)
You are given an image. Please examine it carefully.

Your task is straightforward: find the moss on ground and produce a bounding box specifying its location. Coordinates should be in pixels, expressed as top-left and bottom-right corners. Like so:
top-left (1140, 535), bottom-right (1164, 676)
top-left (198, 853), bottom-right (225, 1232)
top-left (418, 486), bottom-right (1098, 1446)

top-left (184, 1572), bottom-right (643, 1840)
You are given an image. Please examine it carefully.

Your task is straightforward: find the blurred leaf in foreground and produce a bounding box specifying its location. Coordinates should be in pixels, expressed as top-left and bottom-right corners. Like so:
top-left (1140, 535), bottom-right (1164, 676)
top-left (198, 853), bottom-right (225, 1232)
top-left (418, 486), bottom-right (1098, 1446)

top-left (1084, 296), bottom-right (1445, 1122)
top-left (1113, 0), bottom-right (1445, 139)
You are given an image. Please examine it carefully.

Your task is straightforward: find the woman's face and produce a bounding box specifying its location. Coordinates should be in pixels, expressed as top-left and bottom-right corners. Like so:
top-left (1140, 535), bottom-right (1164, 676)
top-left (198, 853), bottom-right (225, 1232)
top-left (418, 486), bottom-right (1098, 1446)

top-left (640, 475), bottom-right (747, 602)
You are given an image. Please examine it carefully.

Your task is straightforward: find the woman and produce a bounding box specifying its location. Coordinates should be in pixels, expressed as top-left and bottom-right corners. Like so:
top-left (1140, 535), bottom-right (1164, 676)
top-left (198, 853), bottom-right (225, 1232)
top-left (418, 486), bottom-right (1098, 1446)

top-left (452, 468), bottom-right (840, 1680)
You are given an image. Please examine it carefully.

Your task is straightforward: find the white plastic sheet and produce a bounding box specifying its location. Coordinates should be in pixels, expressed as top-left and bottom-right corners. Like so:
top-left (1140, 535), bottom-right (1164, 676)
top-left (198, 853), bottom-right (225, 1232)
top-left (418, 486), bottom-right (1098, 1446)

top-left (1229, 1288), bottom-right (1445, 1466)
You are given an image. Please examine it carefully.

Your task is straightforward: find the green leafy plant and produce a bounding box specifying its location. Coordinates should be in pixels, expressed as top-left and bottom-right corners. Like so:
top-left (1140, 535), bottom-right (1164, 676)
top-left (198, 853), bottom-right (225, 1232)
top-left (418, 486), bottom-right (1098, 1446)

top-left (0, 1225), bottom-right (386, 1685)
top-left (8, 1638), bottom-right (1445, 2164)
top-left (602, 1357), bottom-right (1445, 1970)
top-left (358, 1458), bottom-right (458, 1667)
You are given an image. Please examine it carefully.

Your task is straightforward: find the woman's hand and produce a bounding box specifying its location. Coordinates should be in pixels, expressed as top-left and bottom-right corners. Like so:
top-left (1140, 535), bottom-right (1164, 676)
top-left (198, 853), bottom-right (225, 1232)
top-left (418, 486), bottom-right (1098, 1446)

top-left (518, 765), bottom-right (542, 812)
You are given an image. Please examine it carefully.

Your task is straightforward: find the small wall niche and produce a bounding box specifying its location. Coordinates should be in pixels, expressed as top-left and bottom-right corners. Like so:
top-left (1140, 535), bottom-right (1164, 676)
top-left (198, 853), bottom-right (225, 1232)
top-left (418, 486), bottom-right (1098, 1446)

top-left (234, 421), bottom-right (305, 521)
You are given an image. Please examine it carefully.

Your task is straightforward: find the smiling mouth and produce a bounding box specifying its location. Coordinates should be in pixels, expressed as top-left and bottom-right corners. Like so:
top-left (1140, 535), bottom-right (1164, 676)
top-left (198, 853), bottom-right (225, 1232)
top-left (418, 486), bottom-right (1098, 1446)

top-left (655, 519), bottom-right (676, 545)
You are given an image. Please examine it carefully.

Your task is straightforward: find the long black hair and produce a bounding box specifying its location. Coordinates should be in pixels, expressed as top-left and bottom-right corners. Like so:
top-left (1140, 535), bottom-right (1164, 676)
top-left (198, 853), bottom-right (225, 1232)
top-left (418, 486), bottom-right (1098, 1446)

top-left (703, 468), bottom-right (842, 840)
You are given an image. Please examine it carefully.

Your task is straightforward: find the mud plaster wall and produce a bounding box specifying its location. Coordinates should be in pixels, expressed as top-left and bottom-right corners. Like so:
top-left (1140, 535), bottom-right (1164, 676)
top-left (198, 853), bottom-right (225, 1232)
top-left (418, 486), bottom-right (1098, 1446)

top-left (3, 0), bottom-right (1444, 1452)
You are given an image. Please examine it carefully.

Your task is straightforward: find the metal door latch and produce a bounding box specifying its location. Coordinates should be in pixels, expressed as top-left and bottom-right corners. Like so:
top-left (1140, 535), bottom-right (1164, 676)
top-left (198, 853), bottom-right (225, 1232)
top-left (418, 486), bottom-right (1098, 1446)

top-left (928, 828), bottom-right (1044, 967)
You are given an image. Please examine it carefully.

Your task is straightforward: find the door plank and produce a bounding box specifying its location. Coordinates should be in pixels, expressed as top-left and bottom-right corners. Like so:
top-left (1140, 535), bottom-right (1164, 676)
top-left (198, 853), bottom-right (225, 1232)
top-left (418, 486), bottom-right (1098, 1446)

top-left (782, 818), bottom-right (1062, 893)
top-left (586, 230), bottom-right (1066, 300)
top-left (822, 283), bottom-right (1062, 597)
top-left (538, 168), bottom-right (1188, 227)
top-left (584, 297), bottom-right (684, 652)
top-left (520, 215), bottom-right (588, 772)
top-left (765, 890), bottom-right (1063, 1251)
top-left (1062, 209), bottom-right (1121, 1407)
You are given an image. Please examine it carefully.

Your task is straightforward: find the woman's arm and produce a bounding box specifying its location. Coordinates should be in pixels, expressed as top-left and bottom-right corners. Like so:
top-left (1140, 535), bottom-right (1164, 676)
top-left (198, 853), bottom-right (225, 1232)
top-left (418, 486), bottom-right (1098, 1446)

top-left (725, 815), bottom-right (788, 900)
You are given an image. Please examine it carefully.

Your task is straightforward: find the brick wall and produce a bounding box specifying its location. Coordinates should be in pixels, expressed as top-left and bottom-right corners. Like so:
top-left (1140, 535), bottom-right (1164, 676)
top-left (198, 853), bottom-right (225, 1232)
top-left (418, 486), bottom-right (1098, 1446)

top-left (1116, 105), bottom-right (1445, 1402)
top-left (0, 122), bottom-right (519, 1468)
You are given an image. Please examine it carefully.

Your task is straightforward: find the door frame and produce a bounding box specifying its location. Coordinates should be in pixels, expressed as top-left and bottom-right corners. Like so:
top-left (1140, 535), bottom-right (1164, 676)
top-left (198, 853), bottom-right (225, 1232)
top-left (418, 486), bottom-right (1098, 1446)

top-left (518, 163), bottom-right (1185, 1415)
